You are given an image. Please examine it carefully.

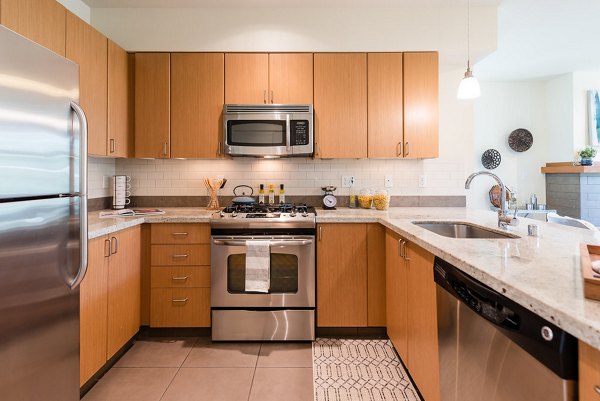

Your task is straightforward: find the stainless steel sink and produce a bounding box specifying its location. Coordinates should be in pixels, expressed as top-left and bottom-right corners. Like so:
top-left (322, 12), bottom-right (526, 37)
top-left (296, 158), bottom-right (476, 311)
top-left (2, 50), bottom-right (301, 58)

top-left (413, 222), bottom-right (519, 239)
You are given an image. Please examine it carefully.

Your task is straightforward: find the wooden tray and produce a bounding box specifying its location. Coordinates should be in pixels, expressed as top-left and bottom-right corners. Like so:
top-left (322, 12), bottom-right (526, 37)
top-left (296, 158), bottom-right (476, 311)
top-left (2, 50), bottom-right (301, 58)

top-left (581, 244), bottom-right (600, 301)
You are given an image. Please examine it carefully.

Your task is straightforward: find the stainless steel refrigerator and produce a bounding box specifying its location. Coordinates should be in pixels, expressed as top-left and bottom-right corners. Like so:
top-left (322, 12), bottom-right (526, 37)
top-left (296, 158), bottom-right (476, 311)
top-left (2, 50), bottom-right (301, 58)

top-left (0, 26), bottom-right (88, 401)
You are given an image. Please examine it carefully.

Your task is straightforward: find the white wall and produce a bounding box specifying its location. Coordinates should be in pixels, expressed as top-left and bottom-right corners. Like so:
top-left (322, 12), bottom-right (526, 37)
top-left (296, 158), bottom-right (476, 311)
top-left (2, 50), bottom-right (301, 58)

top-left (56, 0), bottom-right (91, 23)
top-left (546, 74), bottom-right (575, 162)
top-left (89, 158), bottom-right (115, 199)
top-left (470, 81), bottom-right (548, 210)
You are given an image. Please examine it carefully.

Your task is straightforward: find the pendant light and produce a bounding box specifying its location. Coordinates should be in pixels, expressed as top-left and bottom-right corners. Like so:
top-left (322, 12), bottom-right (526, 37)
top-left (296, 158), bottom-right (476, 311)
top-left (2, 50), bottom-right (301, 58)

top-left (457, 0), bottom-right (481, 99)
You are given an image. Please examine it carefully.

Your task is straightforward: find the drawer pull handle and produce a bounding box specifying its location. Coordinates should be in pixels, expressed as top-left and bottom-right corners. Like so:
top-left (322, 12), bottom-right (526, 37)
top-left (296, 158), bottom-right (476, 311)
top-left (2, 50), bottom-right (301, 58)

top-left (172, 298), bottom-right (189, 303)
top-left (172, 276), bottom-right (189, 281)
top-left (595, 385), bottom-right (600, 394)
top-left (173, 254), bottom-right (189, 258)
top-left (172, 232), bottom-right (189, 236)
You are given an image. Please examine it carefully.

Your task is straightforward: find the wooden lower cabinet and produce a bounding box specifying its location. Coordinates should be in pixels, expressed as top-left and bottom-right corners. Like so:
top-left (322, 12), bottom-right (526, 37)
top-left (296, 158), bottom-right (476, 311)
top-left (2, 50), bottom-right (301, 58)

top-left (386, 229), bottom-right (439, 401)
top-left (80, 226), bottom-right (141, 386)
top-left (149, 224), bottom-right (211, 328)
top-left (580, 340), bottom-right (600, 401)
top-left (367, 224), bottom-right (386, 326)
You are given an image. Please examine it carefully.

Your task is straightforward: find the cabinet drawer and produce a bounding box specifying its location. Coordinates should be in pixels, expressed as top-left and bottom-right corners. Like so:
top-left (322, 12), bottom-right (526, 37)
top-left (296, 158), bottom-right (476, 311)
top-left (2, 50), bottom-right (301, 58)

top-left (151, 244), bottom-right (210, 266)
top-left (151, 266), bottom-right (211, 288)
top-left (150, 288), bottom-right (210, 327)
top-left (151, 224), bottom-right (210, 244)
top-left (580, 340), bottom-right (600, 401)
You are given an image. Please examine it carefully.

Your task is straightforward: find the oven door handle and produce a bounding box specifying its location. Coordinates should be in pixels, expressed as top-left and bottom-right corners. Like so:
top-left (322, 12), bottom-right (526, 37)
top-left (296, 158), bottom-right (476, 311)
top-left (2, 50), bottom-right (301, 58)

top-left (212, 239), bottom-right (313, 247)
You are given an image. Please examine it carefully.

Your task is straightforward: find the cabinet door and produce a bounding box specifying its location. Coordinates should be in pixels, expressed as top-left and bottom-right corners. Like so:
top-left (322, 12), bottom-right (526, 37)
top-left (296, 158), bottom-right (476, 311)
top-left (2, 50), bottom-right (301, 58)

top-left (580, 340), bottom-right (600, 401)
top-left (367, 223), bottom-right (386, 326)
top-left (80, 236), bottom-right (109, 386)
top-left (66, 12), bottom-right (108, 156)
top-left (314, 53), bottom-right (367, 158)
top-left (171, 53), bottom-right (225, 158)
top-left (403, 52), bottom-right (438, 159)
top-left (367, 53), bottom-right (404, 158)
top-left (225, 53), bottom-right (268, 104)
top-left (106, 226), bottom-right (141, 359)
top-left (268, 53), bottom-right (313, 104)
top-left (385, 229), bottom-right (408, 361)
top-left (316, 223), bottom-right (367, 327)
top-left (0, 0), bottom-right (66, 56)
top-left (107, 40), bottom-right (132, 158)
top-left (135, 53), bottom-right (170, 158)
top-left (406, 241), bottom-right (439, 401)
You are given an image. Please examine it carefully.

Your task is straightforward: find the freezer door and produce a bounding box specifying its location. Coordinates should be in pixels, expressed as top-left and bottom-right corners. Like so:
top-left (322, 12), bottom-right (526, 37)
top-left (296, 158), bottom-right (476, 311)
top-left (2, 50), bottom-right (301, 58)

top-left (0, 197), bottom-right (81, 401)
top-left (0, 25), bottom-right (80, 199)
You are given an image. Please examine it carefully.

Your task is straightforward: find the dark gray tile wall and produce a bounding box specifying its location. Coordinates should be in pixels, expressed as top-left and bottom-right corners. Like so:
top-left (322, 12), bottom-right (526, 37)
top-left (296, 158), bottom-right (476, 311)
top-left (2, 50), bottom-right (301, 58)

top-left (545, 173), bottom-right (600, 226)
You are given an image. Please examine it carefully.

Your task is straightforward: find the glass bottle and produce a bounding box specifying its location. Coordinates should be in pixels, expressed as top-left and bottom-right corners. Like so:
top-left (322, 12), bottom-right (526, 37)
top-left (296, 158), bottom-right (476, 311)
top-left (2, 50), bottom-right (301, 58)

top-left (268, 184), bottom-right (275, 204)
top-left (258, 184), bottom-right (265, 204)
top-left (348, 182), bottom-right (357, 208)
top-left (279, 184), bottom-right (285, 204)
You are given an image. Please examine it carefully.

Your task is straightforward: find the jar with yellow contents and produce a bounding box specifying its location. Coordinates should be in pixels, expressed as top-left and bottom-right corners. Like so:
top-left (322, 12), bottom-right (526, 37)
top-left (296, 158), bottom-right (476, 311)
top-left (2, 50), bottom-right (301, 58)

top-left (358, 189), bottom-right (373, 209)
top-left (373, 189), bottom-right (390, 211)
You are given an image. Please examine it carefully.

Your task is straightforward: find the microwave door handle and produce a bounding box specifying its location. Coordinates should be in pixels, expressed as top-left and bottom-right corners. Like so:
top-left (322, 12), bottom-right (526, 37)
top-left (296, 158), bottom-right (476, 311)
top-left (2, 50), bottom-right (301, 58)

top-left (286, 115), bottom-right (291, 153)
top-left (212, 239), bottom-right (313, 247)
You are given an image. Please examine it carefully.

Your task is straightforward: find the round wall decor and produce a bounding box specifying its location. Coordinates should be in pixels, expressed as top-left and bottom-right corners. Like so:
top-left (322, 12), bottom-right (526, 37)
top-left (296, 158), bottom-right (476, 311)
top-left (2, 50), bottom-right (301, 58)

top-left (481, 149), bottom-right (501, 170)
top-left (508, 128), bottom-right (533, 152)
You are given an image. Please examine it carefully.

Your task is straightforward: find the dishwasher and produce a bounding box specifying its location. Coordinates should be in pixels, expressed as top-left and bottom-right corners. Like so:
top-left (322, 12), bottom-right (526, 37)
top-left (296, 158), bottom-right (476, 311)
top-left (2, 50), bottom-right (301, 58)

top-left (434, 257), bottom-right (578, 401)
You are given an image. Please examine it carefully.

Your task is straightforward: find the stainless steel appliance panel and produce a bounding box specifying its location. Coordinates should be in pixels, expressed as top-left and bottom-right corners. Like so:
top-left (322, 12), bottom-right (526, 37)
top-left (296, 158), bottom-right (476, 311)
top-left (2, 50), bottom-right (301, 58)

top-left (211, 236), bottom-right (315, 308)
top-left (0, 25), bottom-right (80, 199)
top-left (435, 258), bottom-right (576, 401)
top-left (0, 197), bottom-right (81, 401)
top-left (212, 309), bottom-right (315, 341)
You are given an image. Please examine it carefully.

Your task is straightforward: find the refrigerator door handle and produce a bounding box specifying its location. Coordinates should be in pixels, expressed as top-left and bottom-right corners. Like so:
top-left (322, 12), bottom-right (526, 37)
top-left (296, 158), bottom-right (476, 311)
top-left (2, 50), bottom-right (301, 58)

top-left (69, 101), bottom-right (88, 290)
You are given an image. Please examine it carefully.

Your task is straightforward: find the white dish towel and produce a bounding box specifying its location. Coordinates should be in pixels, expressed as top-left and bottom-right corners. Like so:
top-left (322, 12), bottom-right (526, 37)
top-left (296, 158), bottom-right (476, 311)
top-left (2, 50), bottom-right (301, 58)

top-left (245, 240), bottom-right (271, 293)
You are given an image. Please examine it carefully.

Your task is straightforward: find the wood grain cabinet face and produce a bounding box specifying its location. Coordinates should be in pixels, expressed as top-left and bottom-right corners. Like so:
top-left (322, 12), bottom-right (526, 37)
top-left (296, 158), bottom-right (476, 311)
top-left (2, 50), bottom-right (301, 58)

top-left (579, 340), bottom-right (600, 401)
top-left (385, 229), bottom-right (408, 361)
top-left (316, 223), bottom-right (368, 327)
top-left (268, 53), bottom-right (314, 104)
top-left (107, 40), bottom-right (133, 158)
top-left (367, 53), bottom-right (404, 158)
top-left (314, 53), bottom-right (368, 159)
top-left (171, 53), bottom-right (225, 158)
top-left (66, 12), bottom-right (108, 156)
top-left (225, 53), bottom-right (269, 104)
top-left (0, 0), bottom-right (66, 56)
top-left (403, 52), bottom-right (439, 159)
top-left (367, 223), bottom-right (386, 326)
top-left (135, 53), bottom-right (170, 158)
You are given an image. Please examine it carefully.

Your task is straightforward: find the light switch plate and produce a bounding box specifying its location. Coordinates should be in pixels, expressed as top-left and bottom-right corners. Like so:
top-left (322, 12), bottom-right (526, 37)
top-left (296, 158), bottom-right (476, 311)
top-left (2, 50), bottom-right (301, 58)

top-left (384, 175), bottom-right (393, 188)
top-left (419, 175), bottom-right (427, 188)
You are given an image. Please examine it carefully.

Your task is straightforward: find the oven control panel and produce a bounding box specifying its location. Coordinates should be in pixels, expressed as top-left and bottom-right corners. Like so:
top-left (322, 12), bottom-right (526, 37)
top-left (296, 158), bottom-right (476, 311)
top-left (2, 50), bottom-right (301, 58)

top-left (290, 120), bottom-right (310, 146)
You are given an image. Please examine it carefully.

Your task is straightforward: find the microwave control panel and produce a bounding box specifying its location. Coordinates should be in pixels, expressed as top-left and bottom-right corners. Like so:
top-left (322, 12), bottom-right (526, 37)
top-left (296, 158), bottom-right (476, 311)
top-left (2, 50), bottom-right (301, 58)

top-left (290, 120), bottom-right (310, 146)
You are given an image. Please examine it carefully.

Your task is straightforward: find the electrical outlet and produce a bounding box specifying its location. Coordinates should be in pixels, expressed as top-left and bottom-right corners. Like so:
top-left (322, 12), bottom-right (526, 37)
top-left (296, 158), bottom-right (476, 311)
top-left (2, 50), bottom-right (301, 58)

top-left (384, 175), bottom-right (393, 188)
top-left (102, 175), bottom-right (110, 189)
top-left (419, 175), bottom-right (427, 188)
top-left (342, 176), bottom-right (355, 188)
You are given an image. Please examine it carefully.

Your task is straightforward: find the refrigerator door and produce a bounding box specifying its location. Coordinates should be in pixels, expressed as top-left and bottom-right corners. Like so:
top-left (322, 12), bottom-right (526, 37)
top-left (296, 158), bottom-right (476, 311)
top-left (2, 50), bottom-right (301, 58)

top-left (0, 197), bottom-right (81, 401)
top-left (0, 25), bottom-right (80, 200)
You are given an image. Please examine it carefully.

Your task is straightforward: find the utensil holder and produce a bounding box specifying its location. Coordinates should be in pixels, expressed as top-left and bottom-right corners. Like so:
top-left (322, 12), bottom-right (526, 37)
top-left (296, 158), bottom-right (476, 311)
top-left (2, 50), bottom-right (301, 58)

top-left (204, 178), bottom-right (223, 210)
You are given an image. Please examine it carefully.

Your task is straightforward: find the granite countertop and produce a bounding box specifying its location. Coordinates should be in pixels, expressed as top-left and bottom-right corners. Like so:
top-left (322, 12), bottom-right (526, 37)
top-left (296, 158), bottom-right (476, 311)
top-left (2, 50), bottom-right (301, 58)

top-left (88, 206), bottom-right (600, 349)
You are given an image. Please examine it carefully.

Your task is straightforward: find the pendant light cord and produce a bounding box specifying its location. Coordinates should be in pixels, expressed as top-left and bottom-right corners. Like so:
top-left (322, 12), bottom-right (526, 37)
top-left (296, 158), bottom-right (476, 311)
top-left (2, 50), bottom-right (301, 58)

top-left (467, 0), bottom-right (471, 70)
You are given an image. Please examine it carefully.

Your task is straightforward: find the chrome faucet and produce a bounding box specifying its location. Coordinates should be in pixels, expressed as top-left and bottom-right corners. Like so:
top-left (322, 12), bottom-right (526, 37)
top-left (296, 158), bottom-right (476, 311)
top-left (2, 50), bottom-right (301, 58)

top-left (465, 171), bottom-right (518, 229)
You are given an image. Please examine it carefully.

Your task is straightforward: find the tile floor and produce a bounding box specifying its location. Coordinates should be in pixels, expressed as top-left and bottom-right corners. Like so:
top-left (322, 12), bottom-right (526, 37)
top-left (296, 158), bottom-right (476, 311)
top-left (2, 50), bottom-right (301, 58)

top-left (83, 337), bottom-right (314, 401)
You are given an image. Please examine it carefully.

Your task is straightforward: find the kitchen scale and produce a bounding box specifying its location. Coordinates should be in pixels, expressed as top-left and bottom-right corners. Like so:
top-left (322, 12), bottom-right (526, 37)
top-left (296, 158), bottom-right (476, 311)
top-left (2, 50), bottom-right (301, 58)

top-left (321, 186), bottom-right (337, 210)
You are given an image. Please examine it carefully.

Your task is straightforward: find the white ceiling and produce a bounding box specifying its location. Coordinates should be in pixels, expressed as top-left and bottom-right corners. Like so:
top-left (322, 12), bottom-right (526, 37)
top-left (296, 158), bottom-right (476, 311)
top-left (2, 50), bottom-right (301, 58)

top-left (476, 0), bottom-right (600, 81)
top-left (82, 0), bottom-right (499, 8)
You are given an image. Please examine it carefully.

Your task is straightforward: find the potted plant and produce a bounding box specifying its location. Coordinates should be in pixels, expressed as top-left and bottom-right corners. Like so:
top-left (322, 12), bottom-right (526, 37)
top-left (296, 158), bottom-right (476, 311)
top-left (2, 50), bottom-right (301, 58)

top-left (580, 146), bottom-right (598, 166)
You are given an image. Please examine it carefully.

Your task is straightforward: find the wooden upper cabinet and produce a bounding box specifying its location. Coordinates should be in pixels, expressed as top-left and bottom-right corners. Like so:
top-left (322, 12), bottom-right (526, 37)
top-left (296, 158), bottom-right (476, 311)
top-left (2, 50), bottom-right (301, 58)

top-left (385, 229), bottom-right (408, 362)
top-left (1, 0), bottom-right (66, 56)
top-left (316, 223), bottom-right (368, 327)
top-left (314, 53), bottom-right (367, 159)
top-left (135, 53), bottom-right (170, 158)
top-left (66, 12), bottom-right (108, 156)
top-left (268, 53), bottom-right (313, 104)
top-left (368, 53), bottom-right (404, 158)
top-left (171, 53), bottom-right (225, 159)
top-left (403, 52), bottom-right (439, 159)
top-left (108, 41), bottom-right (133, 158)
top-left (225, 53), bottom-right (269, 104)
top-left (80, 236), bottom-right (109, 386)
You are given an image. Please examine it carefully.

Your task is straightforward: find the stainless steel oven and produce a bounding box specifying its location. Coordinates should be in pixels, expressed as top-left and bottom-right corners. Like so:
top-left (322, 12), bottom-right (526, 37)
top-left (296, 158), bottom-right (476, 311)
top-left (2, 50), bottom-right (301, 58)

top-left (223, 104), bottom-right (313, 157)
top-left (211, 232), bottom-right (316, 341)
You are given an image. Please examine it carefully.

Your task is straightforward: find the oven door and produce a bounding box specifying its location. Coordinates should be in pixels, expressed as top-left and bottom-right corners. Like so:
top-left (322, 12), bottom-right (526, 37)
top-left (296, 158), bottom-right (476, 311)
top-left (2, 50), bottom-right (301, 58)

top-left (211, 235), bottom-right (315, 308)
top-left (224, 113), bottom-right (292, 157)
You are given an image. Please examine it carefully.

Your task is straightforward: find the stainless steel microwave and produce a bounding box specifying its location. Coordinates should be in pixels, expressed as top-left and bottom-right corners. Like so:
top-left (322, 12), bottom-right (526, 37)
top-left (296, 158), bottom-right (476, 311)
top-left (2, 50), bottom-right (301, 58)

top-left (223, 104), bottom-right (313, 157)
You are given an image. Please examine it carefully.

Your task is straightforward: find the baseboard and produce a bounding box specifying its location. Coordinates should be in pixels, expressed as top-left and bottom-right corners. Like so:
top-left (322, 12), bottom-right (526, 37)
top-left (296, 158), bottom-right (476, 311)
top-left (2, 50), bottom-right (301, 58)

top-left (316, 327), bottom-right (388, 339)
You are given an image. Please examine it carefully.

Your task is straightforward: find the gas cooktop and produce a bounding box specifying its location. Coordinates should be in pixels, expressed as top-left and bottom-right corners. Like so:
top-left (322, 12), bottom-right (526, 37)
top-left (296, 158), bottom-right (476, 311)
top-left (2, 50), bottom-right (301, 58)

top-left (210, 203), bottom-right (316, 231)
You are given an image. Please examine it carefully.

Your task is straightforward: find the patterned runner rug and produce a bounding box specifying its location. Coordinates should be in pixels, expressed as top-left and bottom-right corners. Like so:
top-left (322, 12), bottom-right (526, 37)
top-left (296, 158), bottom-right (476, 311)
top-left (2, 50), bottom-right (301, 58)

top-left (313, 338), bottom-right (419, 401)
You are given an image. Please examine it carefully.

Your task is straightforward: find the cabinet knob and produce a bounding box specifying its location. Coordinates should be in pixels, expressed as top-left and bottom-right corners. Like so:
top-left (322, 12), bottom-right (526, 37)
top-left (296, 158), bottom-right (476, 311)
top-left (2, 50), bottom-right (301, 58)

top-left (319, 226), bottom-right (323, 241)
top-left (172, 298), bottom-right (189, 303)
top-left (110, 138), bottom-right (115, 153)
top-left (173, 254), bottom-right (189, 259)
top-left (405, 142), bottom-right (410, 157)
top-left (264, 89), bottom-right (267, 104)
top-left (594, 385), bottom-right (600, 395)
top-left (396, 142), bottom-right (402, 157)
top-left (172, 232), bottom-right (189, 236)
top-left (172, 276), bottom-right (189, 281)
top-left (163, 142), bottom-right (168, 157)
top-left (110, 236), bottom-right (118, 255)
top-left (270, 90), bottom-right (274, 104)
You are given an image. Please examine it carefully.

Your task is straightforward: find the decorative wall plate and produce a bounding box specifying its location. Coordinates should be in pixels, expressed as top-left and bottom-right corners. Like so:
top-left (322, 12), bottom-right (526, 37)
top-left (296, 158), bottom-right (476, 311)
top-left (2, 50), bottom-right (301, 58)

top-left (482, 149), bottom-right (501, 170)
top-left (508, 128), bottom-right (533, 152)
top-left (489, 185), bottom-right (511, 208)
